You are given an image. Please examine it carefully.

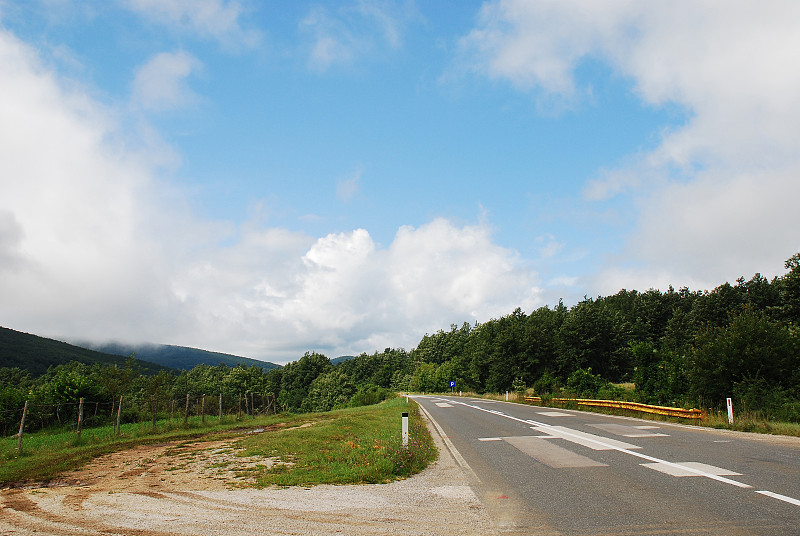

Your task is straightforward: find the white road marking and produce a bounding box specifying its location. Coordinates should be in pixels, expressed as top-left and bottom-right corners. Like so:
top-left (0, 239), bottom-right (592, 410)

top-left (478, 437), bottom-right (503, 441)
top-left (755, 491), bottom-right (800, 507)
top-left (633, 425), bottom-right (660, 430)
top-left (641, 462), bottom-right (741, 478)
top-left (433, 397), bottom-right (752, 489)
top-left (435, 402), bottom-right (454, 407)
top-left (504, 436), bottom-right (607, 468)
top-left (536, 411), bottom-right (574, 417)
top-left (416, 402), bottom-right (478, 480)
top-left (589, 423), bottom-right (669, 438)
top-left (414, 396), bottom-right (800, 508)
top-left (531, 425), bottom-right (641, 451)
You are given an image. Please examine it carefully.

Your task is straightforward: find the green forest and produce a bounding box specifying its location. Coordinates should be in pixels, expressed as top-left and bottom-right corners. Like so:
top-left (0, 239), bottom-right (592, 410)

top-left (2, 253), bottom-right (799, 436)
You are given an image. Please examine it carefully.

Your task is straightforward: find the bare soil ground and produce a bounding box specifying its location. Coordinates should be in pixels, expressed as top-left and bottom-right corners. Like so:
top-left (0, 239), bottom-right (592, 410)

top-left (0, 420), bottom-right (498, 535)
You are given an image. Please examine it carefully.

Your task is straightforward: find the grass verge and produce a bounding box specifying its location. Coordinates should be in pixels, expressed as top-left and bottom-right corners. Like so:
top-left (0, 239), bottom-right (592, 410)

top-left (236, 397), bottom-right (437, 487)
top-left (1, 397), bottom-right (437, 487)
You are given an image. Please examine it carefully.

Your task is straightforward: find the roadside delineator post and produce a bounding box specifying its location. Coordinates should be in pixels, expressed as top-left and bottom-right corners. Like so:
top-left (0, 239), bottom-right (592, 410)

top-left (726, 397), bottom-right (734, 424)
top-left (402, 412), bottom-right (409, 448)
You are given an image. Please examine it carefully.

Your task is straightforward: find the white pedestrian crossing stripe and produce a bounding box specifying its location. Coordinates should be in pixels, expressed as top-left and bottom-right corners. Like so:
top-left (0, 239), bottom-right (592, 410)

top-left (531, 425), bottom-right (641, 451)
top-left (503, 436), bottom-right (607, 468)
top-left (641, 461), bottom-right (741, 478)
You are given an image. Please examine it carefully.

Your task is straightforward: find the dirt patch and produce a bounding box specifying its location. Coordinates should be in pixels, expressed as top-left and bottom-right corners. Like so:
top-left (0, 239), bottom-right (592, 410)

top-left (43, 437), bottom-right (280, 494)
top-left (0, 423), bottom-right (499, 535)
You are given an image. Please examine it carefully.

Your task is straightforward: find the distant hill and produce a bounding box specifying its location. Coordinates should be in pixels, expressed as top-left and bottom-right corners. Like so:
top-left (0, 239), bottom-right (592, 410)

top-left (81, 342), bottom-right (280, 371)
top-left (331, 355), bottom-right (355, 365)
top-left (0, 326), bottom-right (168, 376)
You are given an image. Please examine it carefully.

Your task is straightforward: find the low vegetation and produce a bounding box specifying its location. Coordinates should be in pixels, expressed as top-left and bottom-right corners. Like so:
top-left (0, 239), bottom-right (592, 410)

top-left (238, 398), bottom-right (436, 487)
top-left (0, 397), bottom-right (434, 486)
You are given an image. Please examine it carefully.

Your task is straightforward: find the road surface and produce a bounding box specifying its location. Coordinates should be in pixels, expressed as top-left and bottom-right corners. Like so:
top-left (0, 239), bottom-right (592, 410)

top-left (413, 395), bottom-right (800, 535)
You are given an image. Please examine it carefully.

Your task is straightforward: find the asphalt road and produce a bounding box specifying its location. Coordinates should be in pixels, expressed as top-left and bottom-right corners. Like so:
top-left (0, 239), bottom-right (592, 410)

top-left (413, 395), bottom-right (800, 536)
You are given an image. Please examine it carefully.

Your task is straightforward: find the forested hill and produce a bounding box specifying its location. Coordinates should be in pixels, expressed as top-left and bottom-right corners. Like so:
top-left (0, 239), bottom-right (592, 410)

top-left (80, 342), bottom-right (280, 371)
top-left (0, 327), bottom-right (167, 376)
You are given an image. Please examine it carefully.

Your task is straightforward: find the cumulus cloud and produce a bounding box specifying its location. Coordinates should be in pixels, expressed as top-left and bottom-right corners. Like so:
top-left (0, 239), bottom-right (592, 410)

top-left (168, 221), bottom-right (542, 360)
top-left (0, 24), bottom-right (541, 362)
top-left (460, 0), bottom-right (800, 290)
top-left (131, 51), bottom-right (201, 111)
top-left (123, 0), bottom-right (260, 49)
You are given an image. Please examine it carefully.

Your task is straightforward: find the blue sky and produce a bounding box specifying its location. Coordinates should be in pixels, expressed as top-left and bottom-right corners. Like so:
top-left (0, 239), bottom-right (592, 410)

top-left (1, 1), bottom-right (799, 363)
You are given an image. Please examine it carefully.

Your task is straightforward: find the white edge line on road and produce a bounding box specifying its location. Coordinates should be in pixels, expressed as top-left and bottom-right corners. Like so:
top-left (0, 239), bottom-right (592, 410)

top-left (416, 401), bottom-right (479, 481)
top-left (755, 491), bottom-right (800, 507)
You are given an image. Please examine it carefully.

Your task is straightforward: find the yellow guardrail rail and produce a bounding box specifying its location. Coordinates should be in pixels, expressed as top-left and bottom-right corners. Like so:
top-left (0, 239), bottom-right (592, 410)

top-left (523, 396), bottom-right (705, 419)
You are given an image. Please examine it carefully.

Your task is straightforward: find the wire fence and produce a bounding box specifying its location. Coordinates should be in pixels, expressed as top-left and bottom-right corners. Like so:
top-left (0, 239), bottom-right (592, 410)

top-left (3, 392), bottom-right (278, 451)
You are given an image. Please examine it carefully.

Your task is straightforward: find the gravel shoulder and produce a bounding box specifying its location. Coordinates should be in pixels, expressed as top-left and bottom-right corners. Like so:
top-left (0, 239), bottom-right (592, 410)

top-left (0, 414), bottom-right (499, 535)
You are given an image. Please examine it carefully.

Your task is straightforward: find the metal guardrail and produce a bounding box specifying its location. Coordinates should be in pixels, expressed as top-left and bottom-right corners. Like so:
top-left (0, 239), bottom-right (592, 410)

top-left (523, 396), bottom-right (705, 419)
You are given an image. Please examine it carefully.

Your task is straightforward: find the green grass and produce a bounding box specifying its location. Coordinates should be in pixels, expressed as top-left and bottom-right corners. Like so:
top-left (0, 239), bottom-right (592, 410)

top-left (701, 409), bottom-right (800, 436)
top-left (1, 412), bottom-right (314, 485)
top-left (0, 398), bottom-right (437, 486)
top-left (236, 397), bottom-right (437, 487)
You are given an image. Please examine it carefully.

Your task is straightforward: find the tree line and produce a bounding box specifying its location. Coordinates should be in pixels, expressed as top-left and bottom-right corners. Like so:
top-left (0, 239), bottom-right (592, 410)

top-left (2, 253), bottom-right (799, 435)
top-left (402, 252), bottom-right (800, 420)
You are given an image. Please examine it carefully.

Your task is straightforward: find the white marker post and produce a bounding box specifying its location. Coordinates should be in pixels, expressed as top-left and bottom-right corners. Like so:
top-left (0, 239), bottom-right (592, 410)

top-left (726, 397), bottom-right (734, 424)
top-left (402, 412), bottom-right (409, 448)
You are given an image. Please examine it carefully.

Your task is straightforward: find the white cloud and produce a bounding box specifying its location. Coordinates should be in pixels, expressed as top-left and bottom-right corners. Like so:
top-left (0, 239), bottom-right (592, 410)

top-left (131, 51), bottom-right (201, 111)
top-left (300, 1), bottom-right (415, 71)
top-left (175, 221), bottom-right (542, 359)
top-left (0, 27), bottom-right (181, 340)
top-left (123, 0), bottom-right (260, 49)
top-left (460, 0), bottom-right (800, 289)
top-left (336, 169), bottom-right (361, 202)
top-left (0, 24), bottom-right (541, 363)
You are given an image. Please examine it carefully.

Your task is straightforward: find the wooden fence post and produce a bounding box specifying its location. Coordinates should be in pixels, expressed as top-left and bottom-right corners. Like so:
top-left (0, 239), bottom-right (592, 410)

top-left (184, 393), bottom-right (190, 424)
top-left (116, 395), bottom-right (123, 435)
top-left (244, 392), bottom-right (249, 416)
top-left (17, 400), bottom-right (29, 453)
top-left (151, 395), bottom-right (157, 430)
top-left (250, 392), bottom-right (255, 418)
top-left (201, 394), bottom-right (206, 424)
top-left (77, 397), bottom-right (85, 439)
top-left (171, 399), bottom-right (175, 421)
top-left (238, 393), bottom-right (242, 419)
top-left (218, 394), bottom-right (223, 422)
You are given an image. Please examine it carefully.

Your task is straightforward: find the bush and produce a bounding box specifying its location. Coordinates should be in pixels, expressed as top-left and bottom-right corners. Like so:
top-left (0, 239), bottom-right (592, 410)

top-left (565, 368), bottom-right (609, 398)
top-left (349, 384), bottom-right (390, 408)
